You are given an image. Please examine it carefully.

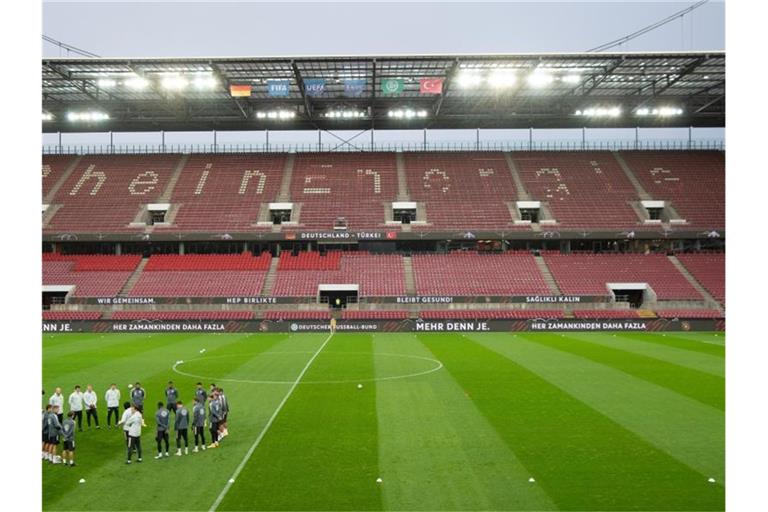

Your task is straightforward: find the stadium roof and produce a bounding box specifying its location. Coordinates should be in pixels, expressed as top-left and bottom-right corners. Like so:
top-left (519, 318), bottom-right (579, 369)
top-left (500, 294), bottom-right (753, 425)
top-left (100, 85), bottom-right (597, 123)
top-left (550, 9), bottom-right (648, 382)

top-left (42, 51), bottom-right (725, 132)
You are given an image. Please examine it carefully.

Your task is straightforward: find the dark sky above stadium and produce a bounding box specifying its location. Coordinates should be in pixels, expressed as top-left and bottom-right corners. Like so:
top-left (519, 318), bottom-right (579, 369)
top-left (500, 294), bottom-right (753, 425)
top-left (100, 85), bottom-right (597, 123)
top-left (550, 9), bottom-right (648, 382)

top-left (43, 1), bottom-right (724, 58)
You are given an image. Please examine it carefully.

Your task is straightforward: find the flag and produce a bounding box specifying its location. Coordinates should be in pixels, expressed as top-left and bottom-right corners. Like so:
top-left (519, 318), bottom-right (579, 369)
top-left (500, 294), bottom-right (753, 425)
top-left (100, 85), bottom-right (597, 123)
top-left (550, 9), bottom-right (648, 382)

top-left (420, 78), bottom-right (444, 94)
top-left (381, 78), bottom-right (404, 95)
top-left (303, 79), bottom-right (326, 97)
top-left (344, 79), bottom-right (366, 97)
top-left (229, 84), bottom-right (252, 97)
top-left (267, 80), bottom-right (290, 97)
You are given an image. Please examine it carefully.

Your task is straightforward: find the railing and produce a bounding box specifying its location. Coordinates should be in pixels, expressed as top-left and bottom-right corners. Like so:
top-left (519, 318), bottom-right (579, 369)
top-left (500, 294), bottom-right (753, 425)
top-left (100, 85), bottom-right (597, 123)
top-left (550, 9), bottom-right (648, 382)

top-left (42, 138), bottom-right (725, 155)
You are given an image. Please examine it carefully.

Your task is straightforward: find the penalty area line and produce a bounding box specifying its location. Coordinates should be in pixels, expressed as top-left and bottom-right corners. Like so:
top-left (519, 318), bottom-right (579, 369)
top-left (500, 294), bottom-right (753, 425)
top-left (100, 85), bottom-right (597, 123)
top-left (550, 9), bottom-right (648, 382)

top-left (208, 332), bottom-right (334, 511)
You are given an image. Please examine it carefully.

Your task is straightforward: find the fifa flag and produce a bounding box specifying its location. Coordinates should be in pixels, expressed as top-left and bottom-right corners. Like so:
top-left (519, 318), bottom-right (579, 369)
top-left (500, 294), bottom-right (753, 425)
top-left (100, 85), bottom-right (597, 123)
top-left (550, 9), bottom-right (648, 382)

top-left (304, 79), bottom-right (326, 97)
top-left (267, 80), bottom-right (290, 97)
top-left (230, 84), bottom-right (252, 97)
top-left (344, 79), bottom-right (366, 97)
top-left (381, 78), bottom-right (404, 95)
top-left (420, 78), bottom-right (444, 94)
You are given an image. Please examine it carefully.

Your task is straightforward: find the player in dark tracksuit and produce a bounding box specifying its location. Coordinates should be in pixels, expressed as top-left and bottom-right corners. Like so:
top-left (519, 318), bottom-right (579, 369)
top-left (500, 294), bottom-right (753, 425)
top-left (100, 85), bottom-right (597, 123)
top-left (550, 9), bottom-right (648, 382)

top-left (154, 402), bottom-right (170, 459)
top-left (45, 407), bottom-right (63, 464)
top-left (208, 394), bottom-right (223, 448)
top-left (174, 401), bottom-right (190, 456)
top-left (165, 381), bottom-right (178, 416)
top-left (61, 412), bottom-right (76, 467)
top-left (194, 383), bottom-right (207, 406)
top-left (192, 398), bottom-right (206, 452)
top-left (130, 383), bottom-right (146, 412)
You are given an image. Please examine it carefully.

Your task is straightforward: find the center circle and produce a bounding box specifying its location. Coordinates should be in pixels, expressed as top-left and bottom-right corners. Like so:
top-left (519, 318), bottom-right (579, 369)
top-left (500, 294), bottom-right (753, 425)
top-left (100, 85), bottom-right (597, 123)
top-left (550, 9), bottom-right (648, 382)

top-left (172, 351), bottom-right (443, 385)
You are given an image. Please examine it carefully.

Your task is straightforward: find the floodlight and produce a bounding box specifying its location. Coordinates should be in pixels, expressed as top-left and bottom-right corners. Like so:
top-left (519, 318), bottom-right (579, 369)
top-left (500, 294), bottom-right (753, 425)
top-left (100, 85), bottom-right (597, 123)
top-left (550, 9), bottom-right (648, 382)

top-left (456, 70), bottom-right (483, 88)
top-left (576, 107), bottom-right (621, 118)
top-left (125, 77), bottom-right (150, 90)
top-left (488, 70), bottom-right (517, 88)
top-left (42, 112), bottom-right (54, 122)
top-left (161, 76), bottom-right (189, 91)
top-left (67, 111), bottom-right (110, 122)
top-left (193, 75), bottom-right (217, 90)
top-left (98, 78), bottom-right (117, 88)
top-left (561, 74), bottom-right (581, 84)
top-left (527, 72), bottom-right (554, 87)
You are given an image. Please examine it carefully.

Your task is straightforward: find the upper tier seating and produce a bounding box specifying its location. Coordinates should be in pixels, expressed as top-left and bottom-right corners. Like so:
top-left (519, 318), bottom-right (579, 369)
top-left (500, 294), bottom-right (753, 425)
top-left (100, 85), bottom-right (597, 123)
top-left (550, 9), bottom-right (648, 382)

top-left (618, 151), bottom-right (725, 229)
top-left (42, 311), bottom-right (102, 321)
top-left (418, 310), bottom-right (564, 319)
top-left (111, 311), bottom-right (253, 320)
top-left (655, 309), bottom-right (723, 319)
top-left (144, 253), bottom-right (271, 271)
top-left (43, 257), bottom-right (134, 297)
top-left (513, 151), bottom-right (641, 229)
top-left (411, 252), bottom-right (550, 296)
top-left (43, 253), bottom-right (142, 271)
top-left (157, 153), bottom-right (285, 232)
top-left (42, 155), bottom-right (75, 199)
top-left (45, 155), bottom-right (180, 232)
top-left (288, 153), bottom-right (397, 230)
top-left (129, 271), bottom-right (266, 297)
top-left (404, 152), bottom-right (522, 230)
top-left (543, 253), bottom-right (702, 300)
top-left (278, 251), bottom-right (341, 270)
top-left (273, 252), bottom-right (405, 297)
top-left (676, 252), bottom-right (725, 305)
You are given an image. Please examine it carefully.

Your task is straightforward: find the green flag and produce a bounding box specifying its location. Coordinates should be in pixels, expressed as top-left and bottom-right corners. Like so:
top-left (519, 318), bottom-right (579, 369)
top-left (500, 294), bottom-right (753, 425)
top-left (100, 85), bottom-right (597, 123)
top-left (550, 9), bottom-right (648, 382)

top-left (381, 78), bottom-right (404, 95)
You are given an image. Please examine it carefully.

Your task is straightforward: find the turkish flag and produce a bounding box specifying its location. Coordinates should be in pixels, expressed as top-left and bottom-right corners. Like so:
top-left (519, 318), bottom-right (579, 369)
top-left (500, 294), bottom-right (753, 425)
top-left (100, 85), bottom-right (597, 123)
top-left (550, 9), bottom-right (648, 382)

top-left (420, 78), bottom-right (444, 94)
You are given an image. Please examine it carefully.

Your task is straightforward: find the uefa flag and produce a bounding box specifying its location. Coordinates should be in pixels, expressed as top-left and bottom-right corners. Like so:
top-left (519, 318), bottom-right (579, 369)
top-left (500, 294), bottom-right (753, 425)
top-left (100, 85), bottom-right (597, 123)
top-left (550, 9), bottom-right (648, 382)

top-left (381, 78), bottom-right (404, 95)
top-left (420, 78), bottom-right (443, 94)
top-left (230, 84), bottom-right (252, 97)
top-left (304, 79), bottom-right (326, 97)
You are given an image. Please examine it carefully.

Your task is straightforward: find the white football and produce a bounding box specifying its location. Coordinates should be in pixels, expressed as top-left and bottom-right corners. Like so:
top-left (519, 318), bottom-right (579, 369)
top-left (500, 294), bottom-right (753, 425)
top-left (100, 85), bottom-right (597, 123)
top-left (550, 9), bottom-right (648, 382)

top-left (79, 478), bottom-right (86, 484)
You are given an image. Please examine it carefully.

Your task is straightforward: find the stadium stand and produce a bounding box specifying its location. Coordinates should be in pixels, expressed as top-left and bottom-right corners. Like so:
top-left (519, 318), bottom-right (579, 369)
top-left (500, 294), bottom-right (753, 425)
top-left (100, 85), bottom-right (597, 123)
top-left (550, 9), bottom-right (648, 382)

top-left (155, 153), bottom-right (286, 231)
top-left (111, 311), bottom-right (253, 320)
top-left (44, 155), bottom-right (180, 232)
top-left (341, 310), bottom-right (410, 320)
top-left (572, 310), bottom-right (641, 318)
top-left (42, 311), bottom-right (102, 321)
top-left (513, 151), bottom-right (641, 228)
top-left (278, 251), bottom-right (341, 270)
top-left (272, 252), bottom-right (405, 296)
top-left (42, 255), bottom-right (141, 297)
top-left (42, 155), bottom-right (75, 198)
top-left (129, 271), bottom-right (266, 297)
top-left (419, 310), bottom-right (564, 319)
top-left (618, 151), bottom-right (725, 228)
top-left (288, 153), bottom-right (398, 229)
top-left (411, 252), bottom-right (549, 295)
top-left (143, 253), bottom-right (271, 271)
top-left (404, 152), bottom-right (521, 229)
top-left (655, 309), bottom-right (724, 319)
top-left (676, 252), bottom-right (725, 305)
top-left (543, 253), bottom-right (702, 299)
top-left (262, 311), bottom-right (332, 320)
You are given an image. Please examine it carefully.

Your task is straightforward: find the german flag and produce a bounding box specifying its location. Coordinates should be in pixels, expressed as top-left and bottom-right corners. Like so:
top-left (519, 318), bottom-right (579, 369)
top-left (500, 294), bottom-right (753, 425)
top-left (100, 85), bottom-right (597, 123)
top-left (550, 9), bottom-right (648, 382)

top-left (230, 84), bottom-right (252, 97)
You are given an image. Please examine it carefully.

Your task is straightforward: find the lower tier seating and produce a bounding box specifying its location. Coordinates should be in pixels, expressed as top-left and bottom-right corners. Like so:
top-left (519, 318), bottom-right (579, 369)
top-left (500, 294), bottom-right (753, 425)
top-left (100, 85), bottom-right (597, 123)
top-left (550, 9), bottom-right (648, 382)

top-left (42, 311), bottom-right (102, 320)
top-left (341, 310), bottom-right (409, 320)
top-left (543, 253), bottom-right (701, 300)
top-left (655, 309), bottom-right (723, 319)
top-left (419, 310), bottom-right (564, 319)
top-left (262, 311), bottom-right (331, 320)
top-left (676, 253), bottom-right (725, 305)
top-left (129, 271), bottom-right (266, 297)
top-left (111, 311), bottom-right (253, 320)
top-left (573, 310), bottom-right (640, 318)
top-left (43, 260), bottom-right (133, 297)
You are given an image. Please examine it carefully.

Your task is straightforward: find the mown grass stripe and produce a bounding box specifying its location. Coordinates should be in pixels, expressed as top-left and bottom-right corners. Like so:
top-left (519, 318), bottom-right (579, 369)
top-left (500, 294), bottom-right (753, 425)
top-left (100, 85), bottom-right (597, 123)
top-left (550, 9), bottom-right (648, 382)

top-left (374, 333), bottom-right (556, 511)
top-left (421, 333), bottom-right (724, 511)
top-left (526, 333), bottom-right (724, 410)
top-left (619, 331), bottom-right (726, 355)
top-left (217, 333), bottom-right (383, 511)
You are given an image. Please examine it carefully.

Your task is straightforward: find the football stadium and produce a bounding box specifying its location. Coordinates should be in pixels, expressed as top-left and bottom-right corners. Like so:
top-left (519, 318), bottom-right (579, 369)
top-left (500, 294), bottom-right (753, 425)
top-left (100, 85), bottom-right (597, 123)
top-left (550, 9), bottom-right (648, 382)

top-left (39, 12), bottom-right (726, 512)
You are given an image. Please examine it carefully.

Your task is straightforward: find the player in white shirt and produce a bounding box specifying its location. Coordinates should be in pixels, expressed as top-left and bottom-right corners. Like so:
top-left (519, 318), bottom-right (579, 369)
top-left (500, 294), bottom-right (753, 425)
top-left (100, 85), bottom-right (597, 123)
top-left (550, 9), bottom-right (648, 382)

top-left (117, 402), bottom-right (133, 445)
top-left (49, 387), bottom-right (64, 424)
top-left (83, 384), bottom-right (100, 429)
top-left (105, 383), bottom-right (121, 429)
top-left (68, 385), bottom-right (84, 431)
top-left (125, 406), bottom-right (144, 464)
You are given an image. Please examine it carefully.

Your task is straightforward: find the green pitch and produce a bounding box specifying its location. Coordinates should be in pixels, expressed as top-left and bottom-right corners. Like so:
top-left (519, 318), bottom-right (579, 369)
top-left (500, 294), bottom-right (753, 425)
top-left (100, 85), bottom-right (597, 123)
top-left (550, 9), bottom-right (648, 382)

top-left (42, 331), bottom-right (725, 511)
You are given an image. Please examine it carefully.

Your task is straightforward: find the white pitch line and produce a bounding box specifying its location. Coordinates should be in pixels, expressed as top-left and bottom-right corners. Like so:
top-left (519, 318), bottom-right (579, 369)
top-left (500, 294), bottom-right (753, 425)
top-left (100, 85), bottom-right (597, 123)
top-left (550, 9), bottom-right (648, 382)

top-left (208, 332), bottom-right (334, 511)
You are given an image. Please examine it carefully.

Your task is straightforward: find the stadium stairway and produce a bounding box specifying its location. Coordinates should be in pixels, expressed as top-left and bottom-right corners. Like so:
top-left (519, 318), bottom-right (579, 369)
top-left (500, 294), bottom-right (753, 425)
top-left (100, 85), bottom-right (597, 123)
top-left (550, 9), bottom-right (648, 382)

top-left (402, 255), bottom-right (417, 295)
top-left (117, 257), bottom-right (149, 296)
top-left (637, 309), bottom-right (658, 318)
top-left (158, 154), bottom-right (191, 202)
top-left (534, 255), bottom-right (561, 295)
top-left (277, 153), bottom-right (296, 201)
top-left (395, 153), bottom-right (410, 201)
top-left (503, 152), bottom-right (531, 200)
top-left (667, 255), bottom-right (725, 313)
top-left (612, 151), bottom-right (652, 201)
top-left (261, 256), bottom-right (280, 295)
top-left (43, 155), bottom-right (82, 204)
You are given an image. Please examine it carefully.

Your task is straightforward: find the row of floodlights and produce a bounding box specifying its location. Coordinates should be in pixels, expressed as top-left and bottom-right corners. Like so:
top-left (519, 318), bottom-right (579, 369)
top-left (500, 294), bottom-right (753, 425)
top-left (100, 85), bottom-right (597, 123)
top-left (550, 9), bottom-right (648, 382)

top-left (255, 111), bottom-right (296, 120)
top-left (457, 70), bottom-right (581, 89)
top-left (95, 74), bottom-right (218, 91)
top-left (575, 106), bottom-right (685, 118)
top-left (42, 111), bottom-right (111, 122)
top-left (388, 109), bottom-right (429, 119)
